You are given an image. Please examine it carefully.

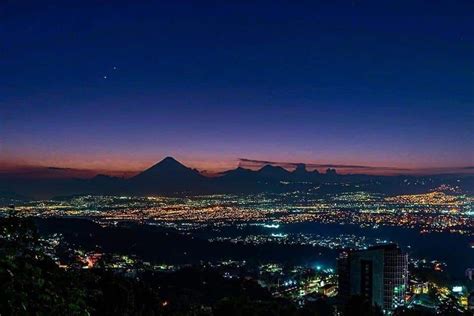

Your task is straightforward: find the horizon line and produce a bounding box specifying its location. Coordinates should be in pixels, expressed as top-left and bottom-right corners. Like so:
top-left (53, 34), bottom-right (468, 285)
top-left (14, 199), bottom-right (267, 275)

top-left (0, 156), bottom-right (473, 179)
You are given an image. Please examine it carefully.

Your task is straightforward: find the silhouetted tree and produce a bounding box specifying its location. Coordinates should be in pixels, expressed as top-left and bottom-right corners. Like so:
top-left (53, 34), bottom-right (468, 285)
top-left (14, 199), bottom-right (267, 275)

top-left (0, 217), bottom-right (89, 315)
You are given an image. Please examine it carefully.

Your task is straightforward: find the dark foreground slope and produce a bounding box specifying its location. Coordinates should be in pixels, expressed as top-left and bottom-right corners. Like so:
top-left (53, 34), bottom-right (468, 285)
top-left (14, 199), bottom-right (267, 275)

top-left (2, 217), bottom-right (469, 316)
top-left (0, 217), bottom-right (329, 316)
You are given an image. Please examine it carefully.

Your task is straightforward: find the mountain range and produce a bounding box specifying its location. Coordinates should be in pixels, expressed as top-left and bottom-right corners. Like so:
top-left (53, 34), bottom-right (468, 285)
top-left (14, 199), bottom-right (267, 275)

top-left (1, 157), bottom-right (473, 200)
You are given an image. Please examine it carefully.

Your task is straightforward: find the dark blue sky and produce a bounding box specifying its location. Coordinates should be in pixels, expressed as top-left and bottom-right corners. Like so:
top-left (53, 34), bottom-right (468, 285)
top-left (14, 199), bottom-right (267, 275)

top-left (1, 1), bottom-right (473, 174)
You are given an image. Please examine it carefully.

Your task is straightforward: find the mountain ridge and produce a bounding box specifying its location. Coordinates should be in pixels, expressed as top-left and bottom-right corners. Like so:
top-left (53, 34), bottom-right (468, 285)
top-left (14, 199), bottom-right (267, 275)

top-left (1, 156), bottom-right (473, 198)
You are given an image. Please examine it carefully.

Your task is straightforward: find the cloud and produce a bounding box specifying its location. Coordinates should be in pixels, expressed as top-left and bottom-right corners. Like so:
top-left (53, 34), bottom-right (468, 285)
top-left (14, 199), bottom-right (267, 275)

top-left (238, 158), bottom-right (410, 172)
top-left (46, 167), bottom-right (76, 171)
top-left (238, 158), bottom-right (474, 175)
top-left (0, 164), bottom-right (136, 179)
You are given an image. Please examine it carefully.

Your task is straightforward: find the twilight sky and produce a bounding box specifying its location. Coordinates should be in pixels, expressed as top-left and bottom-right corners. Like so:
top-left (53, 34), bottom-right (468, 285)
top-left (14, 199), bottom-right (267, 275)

top-left (1, 1), bottom-right (473, 176)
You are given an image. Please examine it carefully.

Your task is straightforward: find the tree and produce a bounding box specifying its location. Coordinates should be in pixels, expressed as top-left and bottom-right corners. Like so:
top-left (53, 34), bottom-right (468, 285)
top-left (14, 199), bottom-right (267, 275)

top-left (0, 217), bottom-right (89, 315)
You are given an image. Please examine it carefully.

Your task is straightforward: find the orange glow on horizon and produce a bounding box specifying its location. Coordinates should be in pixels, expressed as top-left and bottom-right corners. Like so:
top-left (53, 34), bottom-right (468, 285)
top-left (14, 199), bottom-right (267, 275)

top-left (0, 155), bottom-right (472, 179)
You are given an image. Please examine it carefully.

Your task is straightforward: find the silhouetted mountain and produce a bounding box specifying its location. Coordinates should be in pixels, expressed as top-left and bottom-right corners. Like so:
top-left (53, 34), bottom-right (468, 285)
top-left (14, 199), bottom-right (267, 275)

top-left (85, 174), bottom-right (128, 195)
top-left (290, 163), bottom-right (316, 182)
top-left (133, 157), bottom-right (200, 179)
top-left (129, 157), bottom-right (208, 194)
top-left (1, 156), bottom-right (473, 198)
top-left (221, 167), bottom-right (257, 179)
top-left (213, 167), bottom-right (265, 193)
top-left (294, 163), bottom-right (307, 174)
top-left (257, 165), bottom-right (291, 180)
top-left (214, 164), bottom-right (321, 193)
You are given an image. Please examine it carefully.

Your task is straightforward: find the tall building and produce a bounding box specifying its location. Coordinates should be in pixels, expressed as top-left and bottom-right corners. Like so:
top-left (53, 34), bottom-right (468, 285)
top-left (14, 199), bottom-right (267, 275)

top-left (338, 244), bottom-right (408, 313)
top-left (468, 292), bottom-right (474, 312)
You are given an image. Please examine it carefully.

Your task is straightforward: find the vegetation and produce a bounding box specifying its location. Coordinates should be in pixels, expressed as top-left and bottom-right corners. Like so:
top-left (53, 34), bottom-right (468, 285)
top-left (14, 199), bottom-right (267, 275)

top-left (0, 217), bottom-right (336, 315)
top-left (7, 216), bottom-right (469, 315)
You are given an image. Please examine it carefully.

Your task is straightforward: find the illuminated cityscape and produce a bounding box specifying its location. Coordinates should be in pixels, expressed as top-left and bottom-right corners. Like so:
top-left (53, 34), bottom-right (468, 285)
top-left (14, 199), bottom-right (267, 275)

top-left (1, 1), bottom-right (473, 315)
top-left (4, 190), bottom-right (472, 235)
top-left (1, 186), bottom-right (473, 314)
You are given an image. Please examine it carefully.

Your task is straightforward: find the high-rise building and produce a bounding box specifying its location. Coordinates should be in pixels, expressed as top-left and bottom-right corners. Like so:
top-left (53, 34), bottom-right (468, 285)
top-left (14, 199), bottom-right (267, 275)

top-left (337, 244), bottom-right (408, 313)
top-left (468, 292), bottom-right (474, 312)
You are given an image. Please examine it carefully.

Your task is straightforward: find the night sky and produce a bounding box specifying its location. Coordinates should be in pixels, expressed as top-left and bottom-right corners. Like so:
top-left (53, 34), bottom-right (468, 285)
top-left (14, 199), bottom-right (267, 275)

top-left (1, 1), bottom-right (473, 176)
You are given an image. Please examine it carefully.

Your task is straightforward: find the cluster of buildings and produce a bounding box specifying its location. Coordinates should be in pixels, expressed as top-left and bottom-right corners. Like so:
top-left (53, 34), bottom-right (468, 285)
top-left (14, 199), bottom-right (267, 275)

top-left (2, 191), bottom-right (473, 235)
top-left (3, 189), bottom-right (473, 314)
top-left (209, 232), bottom-right (392, 250)
top-left (19, 221), bottom-right (474, 315)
